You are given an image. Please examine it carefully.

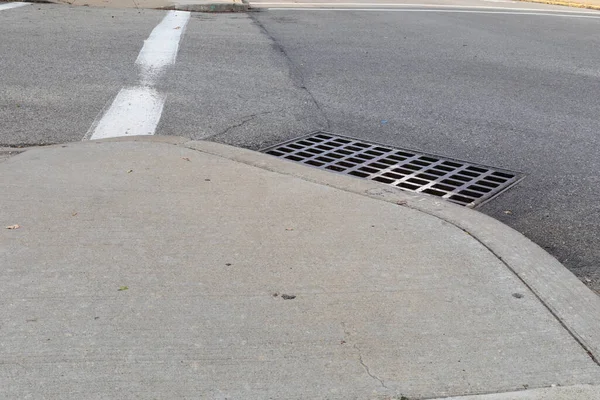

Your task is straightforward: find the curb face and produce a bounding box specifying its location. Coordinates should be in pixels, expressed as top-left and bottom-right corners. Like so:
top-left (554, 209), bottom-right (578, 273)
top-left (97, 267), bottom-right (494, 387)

top-left (161, 1), bottom-right (248, 12)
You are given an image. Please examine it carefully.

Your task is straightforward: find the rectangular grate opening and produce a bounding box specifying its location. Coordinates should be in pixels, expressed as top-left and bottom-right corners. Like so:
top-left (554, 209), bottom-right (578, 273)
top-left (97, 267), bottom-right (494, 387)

top-left (262, 132), bottom-right (524, 208)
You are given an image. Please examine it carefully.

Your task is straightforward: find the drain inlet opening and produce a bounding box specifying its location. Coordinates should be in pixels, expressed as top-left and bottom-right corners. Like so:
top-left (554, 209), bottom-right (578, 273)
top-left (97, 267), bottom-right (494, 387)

top-left (262, 132), bottom-right (524, 208)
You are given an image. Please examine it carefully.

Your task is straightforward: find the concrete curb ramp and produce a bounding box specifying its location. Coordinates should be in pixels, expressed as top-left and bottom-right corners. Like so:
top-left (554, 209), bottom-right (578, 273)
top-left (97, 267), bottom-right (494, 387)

top-left (3, 136), bottom-right (600, 399)
top-left (188, 138), bottom-right (600, 364)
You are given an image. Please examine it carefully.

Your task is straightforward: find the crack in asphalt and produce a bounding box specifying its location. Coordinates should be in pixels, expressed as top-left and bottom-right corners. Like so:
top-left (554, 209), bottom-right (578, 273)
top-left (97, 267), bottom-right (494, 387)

top-left (205, 108), bottom-right (284, 140)
top-left (249, 13), bottom-right (332, 131)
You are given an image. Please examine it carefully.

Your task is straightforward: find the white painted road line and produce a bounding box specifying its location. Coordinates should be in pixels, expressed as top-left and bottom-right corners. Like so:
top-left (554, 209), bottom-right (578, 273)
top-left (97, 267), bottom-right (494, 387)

top-left (0, 2), bottom-right (29, 11)
top-left (137, 11), bottom-right (191, 86)
top-left (86, 87), bottom-right (166, 140)
top-left (266, 8), bottom-right (600, 18)
top-left (257, 3), bottom-right (600, 14)
top-left (87, 10), bottom-right (190, 140)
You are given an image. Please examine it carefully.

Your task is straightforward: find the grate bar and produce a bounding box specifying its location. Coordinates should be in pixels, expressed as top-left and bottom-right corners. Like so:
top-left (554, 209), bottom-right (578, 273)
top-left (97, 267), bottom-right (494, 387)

top-left (262, 132), bottom-right (524, 207)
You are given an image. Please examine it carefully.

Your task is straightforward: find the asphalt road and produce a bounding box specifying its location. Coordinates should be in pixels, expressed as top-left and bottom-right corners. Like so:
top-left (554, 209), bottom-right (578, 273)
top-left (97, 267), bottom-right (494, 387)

top-left (1, 1), bottom-right (599, 292)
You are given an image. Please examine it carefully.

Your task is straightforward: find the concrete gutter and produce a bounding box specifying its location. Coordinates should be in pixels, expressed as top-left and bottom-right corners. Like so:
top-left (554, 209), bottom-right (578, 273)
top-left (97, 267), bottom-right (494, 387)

top-left (161, 0), bottom-right (248, 12)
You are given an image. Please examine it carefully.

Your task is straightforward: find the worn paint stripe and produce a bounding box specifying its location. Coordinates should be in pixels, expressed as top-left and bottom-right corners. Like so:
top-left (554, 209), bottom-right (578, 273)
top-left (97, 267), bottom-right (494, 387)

top-left (266, 7), bottom-right (600, 17)
top-left (136, 10), bottom-right (191, 85)
top-left (87, 10), bottom-right (190, 140)
top-left (258, 3), bottom-right (600, 13)
top-left (87, 87), bottom-right (166, 140)
top-left (0, 2), bottom-right (29, 11)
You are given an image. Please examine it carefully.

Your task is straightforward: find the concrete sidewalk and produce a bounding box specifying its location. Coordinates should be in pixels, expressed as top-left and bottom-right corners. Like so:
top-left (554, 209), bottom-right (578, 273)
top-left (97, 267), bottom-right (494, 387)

top-left (2, 136), bottom-right (600, 399)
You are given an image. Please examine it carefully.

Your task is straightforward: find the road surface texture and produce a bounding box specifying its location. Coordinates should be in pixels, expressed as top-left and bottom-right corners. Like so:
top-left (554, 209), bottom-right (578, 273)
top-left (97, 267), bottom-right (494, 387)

top-left (1, 1), bottom-right (599, 292)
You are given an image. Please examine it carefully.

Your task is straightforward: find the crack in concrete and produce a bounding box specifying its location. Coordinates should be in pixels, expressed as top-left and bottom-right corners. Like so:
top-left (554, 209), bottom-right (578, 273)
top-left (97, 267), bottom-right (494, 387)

top-left (355, 344), bottom-right (388, 389)
top-left (341, 322), bottom-right (387, 389)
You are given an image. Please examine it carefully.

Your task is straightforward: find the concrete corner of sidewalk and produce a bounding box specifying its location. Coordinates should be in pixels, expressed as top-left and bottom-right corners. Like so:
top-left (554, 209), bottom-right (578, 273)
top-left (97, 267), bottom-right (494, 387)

top-left (189, 138), bottom-right (600, 357)
top-left (3, 136), bottom-right (600, 399)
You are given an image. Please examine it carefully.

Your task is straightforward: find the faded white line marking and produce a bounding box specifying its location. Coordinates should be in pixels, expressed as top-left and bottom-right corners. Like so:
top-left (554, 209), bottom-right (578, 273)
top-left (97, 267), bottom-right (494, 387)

top-left (87, 10), bottom-right (190, 140)
top-left (0, 2), bottom-right (29, 11)
top-left (137, 11), bottom-right (191, 85)
top-left (267, 8), bottom-right (600, 17)
top-left (87, 87), bottom-right (166, 140)
top-left (259, 3), bottom-right (600, 14)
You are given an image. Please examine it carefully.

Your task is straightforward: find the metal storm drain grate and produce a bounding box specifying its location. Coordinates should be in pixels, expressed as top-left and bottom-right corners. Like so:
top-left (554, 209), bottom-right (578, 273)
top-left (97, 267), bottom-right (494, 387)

top-left (263, 132), bottom-right (523, 207)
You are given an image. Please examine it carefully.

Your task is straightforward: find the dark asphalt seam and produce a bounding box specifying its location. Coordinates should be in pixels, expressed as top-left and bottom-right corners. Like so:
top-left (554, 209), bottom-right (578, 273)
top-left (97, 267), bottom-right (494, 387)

top-left (249, 13), bottom-right (332, 131)
top-left (1, 0), bottom-right (55, 3)
top-left (0, 143), bottom-right (58, 148)
top-left (203, 109), bottom-right (284, 141)
top-left (217, 115), bottom-right (257, 137)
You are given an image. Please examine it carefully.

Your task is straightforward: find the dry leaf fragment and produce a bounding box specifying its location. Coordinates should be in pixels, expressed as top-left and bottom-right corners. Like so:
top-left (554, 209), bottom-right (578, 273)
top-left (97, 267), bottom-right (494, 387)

top-left (72, 212), bottom-right (78, 217)
top-left (5, 224), bottom-right (20, 230)
top-left (182, 157), bottom-right (190, 162)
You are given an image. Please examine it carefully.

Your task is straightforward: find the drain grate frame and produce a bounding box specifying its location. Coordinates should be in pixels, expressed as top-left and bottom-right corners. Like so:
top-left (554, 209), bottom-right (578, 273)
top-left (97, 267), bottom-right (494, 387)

top-left (262, 132), bottom-right (524, 208)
